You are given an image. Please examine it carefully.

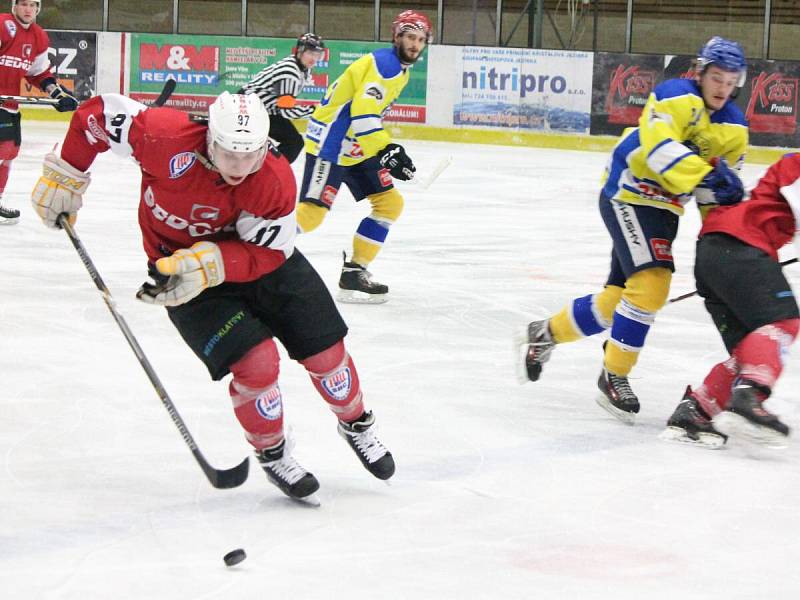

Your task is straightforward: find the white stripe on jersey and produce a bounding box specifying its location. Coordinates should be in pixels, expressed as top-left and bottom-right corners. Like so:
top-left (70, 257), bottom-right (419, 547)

top-left (610, 200), bottom-right (653, 267)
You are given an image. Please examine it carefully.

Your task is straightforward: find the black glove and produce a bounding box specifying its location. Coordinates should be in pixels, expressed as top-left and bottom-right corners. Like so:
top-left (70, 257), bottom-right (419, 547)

top-left (701, 158), bottom-right (744, 206)
top-left (378, 143), bottom-right (415, 181)
top-left (49, 83), bottom-right (78, 112)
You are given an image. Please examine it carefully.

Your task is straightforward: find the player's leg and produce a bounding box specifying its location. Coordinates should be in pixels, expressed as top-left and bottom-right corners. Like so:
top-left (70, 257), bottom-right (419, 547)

top-left (267, 114), bottom-right (304, 164)
top-left (337, 158), bottom-right (401, 303)
top-left (255, 249), bottom-right (395, 479)
top-left (698, 235), bottom-right (800, 445)
top-left (0, 113), bottom-right (22, 224)
top-left (296, 153), bottom-right (344, 233)
top-left (595, 199), bottom-right (678, 423)
top-left (164, 285), bottom-right (318, 498)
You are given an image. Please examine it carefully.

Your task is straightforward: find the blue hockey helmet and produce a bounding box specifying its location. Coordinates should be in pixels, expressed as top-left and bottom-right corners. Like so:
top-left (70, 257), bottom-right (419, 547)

top-left (697, 36), bottom-right (747, 87)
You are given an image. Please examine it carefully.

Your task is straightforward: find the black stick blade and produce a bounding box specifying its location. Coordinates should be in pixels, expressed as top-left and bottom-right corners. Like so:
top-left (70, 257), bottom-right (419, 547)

top-left (197, 453), bottom-right (250, 489)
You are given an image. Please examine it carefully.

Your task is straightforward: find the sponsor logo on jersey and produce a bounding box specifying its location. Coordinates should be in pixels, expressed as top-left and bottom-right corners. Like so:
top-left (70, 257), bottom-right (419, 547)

top-left (86, 115), bottom-right (109, 144)
top-left (4, 19), bottom-right (16, 38)
top-left (650, 238), bottom-right (673, 262)
top-left (190, 203), bottom-right (219, 220)
top-left (255, 387), bottom-right (283, 421)
top-left (202, 310), bottom-right (245, 356)
top-left (364, 85), bottom-right (384, 101)
top-left (143, 185), bottom-right (233, 238)
top-left (0, 55), bottom-right (32, 70)
top-left (21, 44), bottom-right (31, 59)
top-left (320, 185), bottom-right (337, 207)
top-left (321, 367), bottom-right (352, 401)
top-left (378, 168), bottom-right (392, 188)
top-left (169, 151), bottom-right (196, 179)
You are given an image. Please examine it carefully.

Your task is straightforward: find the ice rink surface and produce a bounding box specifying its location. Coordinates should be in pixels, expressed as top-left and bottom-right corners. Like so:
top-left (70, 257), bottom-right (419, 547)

top-left (2, 121), bottom-right (799, 599)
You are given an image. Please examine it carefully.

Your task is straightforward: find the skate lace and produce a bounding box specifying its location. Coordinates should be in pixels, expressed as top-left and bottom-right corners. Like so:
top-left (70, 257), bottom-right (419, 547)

top-left (608, 373), bottom-right (635, 399)
top-left (348, 429), bottom-right (388, 463)
top-left (266, 455), bottom-right (307, 485)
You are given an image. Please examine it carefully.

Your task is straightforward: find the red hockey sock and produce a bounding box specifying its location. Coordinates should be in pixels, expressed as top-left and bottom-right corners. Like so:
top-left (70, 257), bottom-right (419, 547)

top-left (228, 338), bottom-right (283, 451)
top-left (300, 340), bottom-right (364, 422)
top-left (732, 319), bottom-right (800, 394)
top-left (693, 356), bottom-right (738, 415)
top-left (0, 159), bottom-right (11, 196)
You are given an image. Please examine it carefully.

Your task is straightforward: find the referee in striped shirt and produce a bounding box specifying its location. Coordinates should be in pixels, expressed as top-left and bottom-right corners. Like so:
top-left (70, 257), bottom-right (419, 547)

top-left (239, 33), bottom-right (325, 164)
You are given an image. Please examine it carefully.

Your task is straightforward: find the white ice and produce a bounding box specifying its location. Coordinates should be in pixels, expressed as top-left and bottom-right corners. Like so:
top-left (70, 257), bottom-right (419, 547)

top-left (2, 121), bottom-right (799, 599)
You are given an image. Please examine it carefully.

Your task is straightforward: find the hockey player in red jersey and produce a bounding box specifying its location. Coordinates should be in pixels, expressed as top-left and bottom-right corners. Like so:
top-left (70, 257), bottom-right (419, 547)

top-left (0, 0), bottom-right (77, 223)
top-left (662, 153), bottom-right (800, 449)
top-left (29, 91), bottom-right (395, 499)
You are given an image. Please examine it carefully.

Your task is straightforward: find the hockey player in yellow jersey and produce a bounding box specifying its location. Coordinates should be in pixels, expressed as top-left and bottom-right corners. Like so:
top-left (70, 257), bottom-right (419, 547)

top-left (296, 10), bottom-right (431, 304)
top-left (516, 37), bottom-right (749, 424)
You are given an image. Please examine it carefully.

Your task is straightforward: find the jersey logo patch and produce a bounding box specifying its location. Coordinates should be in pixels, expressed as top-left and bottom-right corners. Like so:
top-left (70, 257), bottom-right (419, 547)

top-left (86, 115), bottom-right (109, 145)
top-left (650, 238), bottom-right (673, 261)
top-left (321, 185), bottom-right (337, 207)
top-left (255, 388), bottom-right (283, 421)
top-left (4, 20), bottom-right (16, 38)
top-left (190, 204), bottom-right (219, 220)
top-left (364, 85), bottom-right (384, 101)
top-left (378, 168), bottom-right (392, 188)
top-left (321, 367), bottom-right (352, 401)
top-left (22, 44), bottom-right (31, 59)
top-left (169, 152), bottom-right (196, 178)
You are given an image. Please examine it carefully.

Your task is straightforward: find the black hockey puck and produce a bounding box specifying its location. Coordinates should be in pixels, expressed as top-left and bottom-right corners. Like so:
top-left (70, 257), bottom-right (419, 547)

top-left (223, 548), bottom-right (246, 567)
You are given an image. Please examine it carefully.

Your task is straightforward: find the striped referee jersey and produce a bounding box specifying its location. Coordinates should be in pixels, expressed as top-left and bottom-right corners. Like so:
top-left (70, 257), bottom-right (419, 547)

top-left (240, 55), bottom-right (314, 120)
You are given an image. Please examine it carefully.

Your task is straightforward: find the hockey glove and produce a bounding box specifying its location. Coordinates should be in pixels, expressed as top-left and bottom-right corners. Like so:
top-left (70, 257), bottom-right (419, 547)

top-left (378, 143), bottom-right (415, 181)
top-left (48, 83), bottom-right (78, 112)
top-left (700, 157), bottom-right (744, 206)
top-left (31, 151), bottom-right (90, 228)
top-left (136, 241), bottom-right (225, 307)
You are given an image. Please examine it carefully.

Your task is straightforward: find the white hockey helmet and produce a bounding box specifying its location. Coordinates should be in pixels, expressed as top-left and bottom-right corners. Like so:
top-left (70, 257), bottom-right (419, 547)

top-left (12, 0), bottom-right (41, 15)
top-left (208, 91), bottom-right (270, 154)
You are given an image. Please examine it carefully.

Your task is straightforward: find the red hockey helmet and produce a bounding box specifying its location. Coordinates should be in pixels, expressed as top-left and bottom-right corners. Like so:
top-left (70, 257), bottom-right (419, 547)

top-left (392, 10), bottom-right (433, 43)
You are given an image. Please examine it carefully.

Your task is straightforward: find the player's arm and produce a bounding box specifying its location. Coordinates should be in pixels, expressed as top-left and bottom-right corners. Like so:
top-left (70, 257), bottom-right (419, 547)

top-left (637, 92), bottom-right (712, 195)
top-left (25, 29), bottom-right (77, 112)
top-left (30, 94), bottom-right (147, 228)
top-left (274, 74), bottom-right (314, 119)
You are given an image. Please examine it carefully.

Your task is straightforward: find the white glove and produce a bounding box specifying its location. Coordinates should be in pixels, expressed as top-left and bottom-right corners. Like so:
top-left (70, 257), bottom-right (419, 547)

top-left (136, 241), bottom-right (225, 307)
top-left (31, 151), bottom-right (90, 228)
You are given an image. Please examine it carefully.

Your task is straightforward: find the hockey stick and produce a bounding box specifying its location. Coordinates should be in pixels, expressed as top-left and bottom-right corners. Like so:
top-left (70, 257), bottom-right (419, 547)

top-left (417, 155), bottom-right (453, 191)
top-left (152, 78), bottom-right (176, 107)
top-left (57, 214), bottom-right (249, 489)
top-left (0, 94), bottom-right (59, 106)
top-left (668, 257), bottom-right (798, 304)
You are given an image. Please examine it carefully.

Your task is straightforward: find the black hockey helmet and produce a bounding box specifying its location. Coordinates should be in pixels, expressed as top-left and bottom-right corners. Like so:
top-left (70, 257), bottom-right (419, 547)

top-left (296, 33), bottom-right (325, 54)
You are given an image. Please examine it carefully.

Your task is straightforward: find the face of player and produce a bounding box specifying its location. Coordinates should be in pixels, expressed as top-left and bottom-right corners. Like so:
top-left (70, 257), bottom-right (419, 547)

top-left (298, 49), bottom-right (324, 70)
top-left (13, 0), bottom-right (39, 25)
top-left (212, 145), bottom-right (266, 186)
top-left (697, 65), bottom-right (740, 111)
top-left (394, 30), bottom-right (427, 65)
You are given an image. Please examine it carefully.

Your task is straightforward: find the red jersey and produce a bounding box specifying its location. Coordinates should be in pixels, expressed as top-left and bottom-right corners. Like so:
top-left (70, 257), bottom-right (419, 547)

top-left (0, 13), bottom-right (53, 112)
top-left (699, 153), bottom-right (800, 261)
top-left (60, 94), bottom-right (298, 283)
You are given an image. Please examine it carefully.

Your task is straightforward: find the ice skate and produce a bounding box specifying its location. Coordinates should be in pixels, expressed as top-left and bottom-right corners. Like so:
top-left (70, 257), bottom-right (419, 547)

top-left (660, 386), bottom-right (727, 449)
top-left (596, 368), bottom-right (640, 425)
top-left (713, 385), bottom-right (790, 449)
top-left (337, 254), bottom-right (388, 304)
top-left (514, 319), bottom-right (555, 383)
top-left (338, 411), bottom-right (395, 480)
top-left (0, 203), bottom-right (20, 225)
top-left (256, 439), bottom-right (320, 500)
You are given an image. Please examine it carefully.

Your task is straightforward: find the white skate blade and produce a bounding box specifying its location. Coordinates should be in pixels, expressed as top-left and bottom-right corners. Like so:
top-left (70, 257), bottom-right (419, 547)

top-left (337, 289), bottom-right (388, 304)
top-left (713, 412), bottom-right (789, 449)
top-left (0, 216), bottom-right (19, 225)
top-left (513, 327), bottom-right (531, 385)
top-left (659, 426), bottom-right (726, 449)
top-left (293, 493), bottom-right (321, 507)
top-left (595, 394), bottom-right (636, 425)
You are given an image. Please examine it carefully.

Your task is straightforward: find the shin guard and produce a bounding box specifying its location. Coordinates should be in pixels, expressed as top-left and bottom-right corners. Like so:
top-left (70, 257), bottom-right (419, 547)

top-left (301, 340), bottom-right (365, 422)
top-left (733, 318), bottom-right (800, 395)
top-left (228, 339), bottom-right (284, 451)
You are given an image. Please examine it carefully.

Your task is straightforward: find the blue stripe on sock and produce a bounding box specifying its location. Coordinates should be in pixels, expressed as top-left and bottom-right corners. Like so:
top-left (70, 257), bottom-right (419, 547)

top-left (356, 217), bottom-right (390, 244)
top-left (610, 312), bottom-right (651, 349)
top-left (573, 294), bottom-right (606, 337)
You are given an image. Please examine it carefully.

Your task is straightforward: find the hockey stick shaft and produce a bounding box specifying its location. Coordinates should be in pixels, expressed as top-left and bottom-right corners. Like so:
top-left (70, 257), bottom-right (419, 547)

top-left (152, 78), bottom-right (176, 107)
top-left (58, 215), bottom-right (249, 489)
top-left (669, 257), bottom-right (798, 304)
top-left (0, 94), bottom-right (59, 106)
